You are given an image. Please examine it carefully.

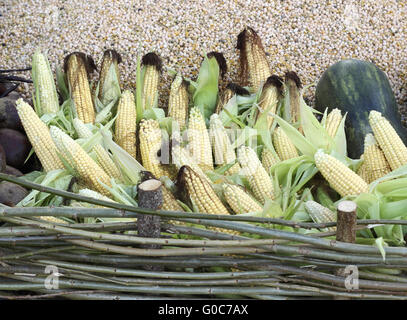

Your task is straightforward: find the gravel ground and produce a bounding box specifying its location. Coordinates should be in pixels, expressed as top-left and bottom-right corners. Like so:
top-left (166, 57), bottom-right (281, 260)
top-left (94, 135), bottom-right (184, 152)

top-left (1, 0), bottom-right (407, 121)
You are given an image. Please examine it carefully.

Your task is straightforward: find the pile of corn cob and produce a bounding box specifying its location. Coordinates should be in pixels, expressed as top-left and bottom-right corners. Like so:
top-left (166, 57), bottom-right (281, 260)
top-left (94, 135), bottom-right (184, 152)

top-left (10, 27), bottom-right (407, 245)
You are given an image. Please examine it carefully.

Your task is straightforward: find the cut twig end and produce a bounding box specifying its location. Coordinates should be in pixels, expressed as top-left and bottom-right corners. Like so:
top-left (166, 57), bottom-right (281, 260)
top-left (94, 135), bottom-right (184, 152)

top-left (138, 179), bottom-right (162, 192)
top-left (337, 201), bottom-right (357, 214)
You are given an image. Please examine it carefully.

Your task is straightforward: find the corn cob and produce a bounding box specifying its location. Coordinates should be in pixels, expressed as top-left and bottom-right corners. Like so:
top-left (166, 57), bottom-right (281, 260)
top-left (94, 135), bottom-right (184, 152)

top-left (356, 154), bottom-right (371, 183)
top-left (273, 127), bottom-right (299, 161)
top-left (141, 52), bottom-right (161, 110)
top-left (171, 142), bottom-right (212, 184)
top-left (237, 27), bottom-right (271, 93)
top-left (73, 118), bottom-right (122, 180)
top-left (215, 85), bottom-right (235, 114)
top-left (209, 114), bottom-right (240, 175)
top-left (32, 50), bottom-right (59, 114)
top-left (223, 183), bottom-right (262, 214)
top-left (15, 99), bottom-right (64, 172)
top-left (114, 90), bottom-right (137, 159)
top-left (237, 146), bottom-right (274, 204)
top-left (162, 186), bottom-right (187, 226)
top-left (98, 49), bottom-right (121, 104)
top-left (180, 166), bottom-right (241, 235)
top-left (284, 71), bottom-right (302, 126)
top-left (64, 52), bottom-right (96, 124)
top-left (215, 83), bottom-right (249, 114)
top-left (179, 165), bottom-right (229, 215)
top-left (187, 107), bottom-right (213, 171)
top-left (314, 149), bottom-right (369, 197)
top-left (139, 119), bottom-right (175, 179)
top-left (139, 171), bottom-right (184, 213)
top-left (79, 188), bottom-right (116, 202)
top-left (261, 147), bottom-right (280, 173)
top-left (50, 126), bottom-right (112, 196)
top-left (162, 187), bottom-right (184, 212)
top-left (363, 133), bottom-right (391, 182)
top-left (325, 108), bottom-right (342, 138)
top-left (69, 188), bottom-right (117, 209)
top-left (168, 74), bottom-right (189, 130)
top-left (256, 75), bottom-right (283, 129)
top-left (39, 216), bottom-right (68, 224)
top-left (304, 200), bottom-right (336, 233)
top-left (369, 110), bottom-right (407, 171)
top-left (78, 188), bottom-right (117, 208)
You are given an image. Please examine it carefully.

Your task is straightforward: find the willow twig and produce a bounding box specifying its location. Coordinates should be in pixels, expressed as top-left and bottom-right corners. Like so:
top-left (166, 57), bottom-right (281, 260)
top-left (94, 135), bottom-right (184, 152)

top-left (0, 246), bottom-right (77, 261)
top-left (0, 216), bottom-right (284, 248)
top-left (31, 259), bottom-right (280, 279)
top-left (64, 239), bottom-right (270, 256)
top-left (0, 274), bottom-right (326, 297)
top-left (1, 174), bottom-right (405, 229)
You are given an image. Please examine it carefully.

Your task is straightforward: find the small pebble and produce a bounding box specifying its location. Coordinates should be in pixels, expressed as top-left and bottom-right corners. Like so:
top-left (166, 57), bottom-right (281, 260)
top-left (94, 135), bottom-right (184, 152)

top-left (0, 0), bottom-right (406, 124)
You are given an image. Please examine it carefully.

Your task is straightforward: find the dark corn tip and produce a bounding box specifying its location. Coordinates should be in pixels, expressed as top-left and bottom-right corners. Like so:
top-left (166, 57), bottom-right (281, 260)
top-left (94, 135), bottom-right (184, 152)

top-left (226, 82), bottom-right (250, 96)
top-left (175, 165), bottom-right (190, 188)
top-left (285, 71), bottom-right (302, 89)
top-left (266, 75), bottom-right (283, 88)
top-left (181, 78), bottom-right (190, 88)
top-left (63, 51), bottom-right (96, 75)
top-left (265, 75), bottom-right (284, 95)
top-left (207, 51), bottom-right (227, 77)
top-left (236, 27), bottom-right (258, 49)
top-left (103, 49), bottom-right (122, 64)
top-left (141, 52), bottom-right (163, 71)
top-left (140, 171), bottom-right (157, 182)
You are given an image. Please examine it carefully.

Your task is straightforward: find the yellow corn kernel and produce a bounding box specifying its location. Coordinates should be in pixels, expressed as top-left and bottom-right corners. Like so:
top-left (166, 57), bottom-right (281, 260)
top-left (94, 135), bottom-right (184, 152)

top-left (168, 74), bottom-right (189, 130)
top-left (369, 110), bottom-right (407, 171)
top-left (139, 119), bottom-right (175, 179)
top-left (284, 71), bottom-right (302, 126)
top-left (237, 27), bottom-right (271, 93)
top-left (356, 154), bottom-right (371, 184)
top-left (50, 126), bottom-right (112, 196)
top-left (98, 49), bottom-right (121, 105)
top-left (215, 86), bottom-right (234, 114)
top-left (179, 165), bottom-right (229, 215)
top-left (32, 50), bottom-right (59, 114)
top-left (237, 146), bottom-right (274, 204)
top-left (273, 127), bottom-right (299, 161)
top-left (209, 114), bottom-right (240, 175)
top-left (73, 118), bottom-right (122, 180)
top-left (256, 75), bottom-right (282, 129)
top-left (39, 216), bottom-right (68, 224)
top-left (78, 188), bottom-right (117, 208)
top-left (162, 187), bottom-right (184, 212)
top-left (171, 142), bottom-right (212, 184)
top-left (314, 149), bottom-right (368, 197)
top-left (70, 188), bottom-right (117, 208)
top-left (115, 90), bottom-right (137, 159)
top-left (64, 52), bottom-right (95, 124)
top-left (15, 99), bottom-right (64, 172)
top-left (187, 107), bottom-right (213, 171)
top-left (180, 165), bottom-right (239, 235)
top-left (363, 133), bottom-right (391, 182)
top-left (261, 147), bottom-right (280, 173)
top-left (304, 200), bottom-right (336, 233)
top-left (223, 183), bottom-right (262, 214)
top-left (141, 52), bottom-right (161, 110)
top-left (325, 108), bottom-right (342, 138)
